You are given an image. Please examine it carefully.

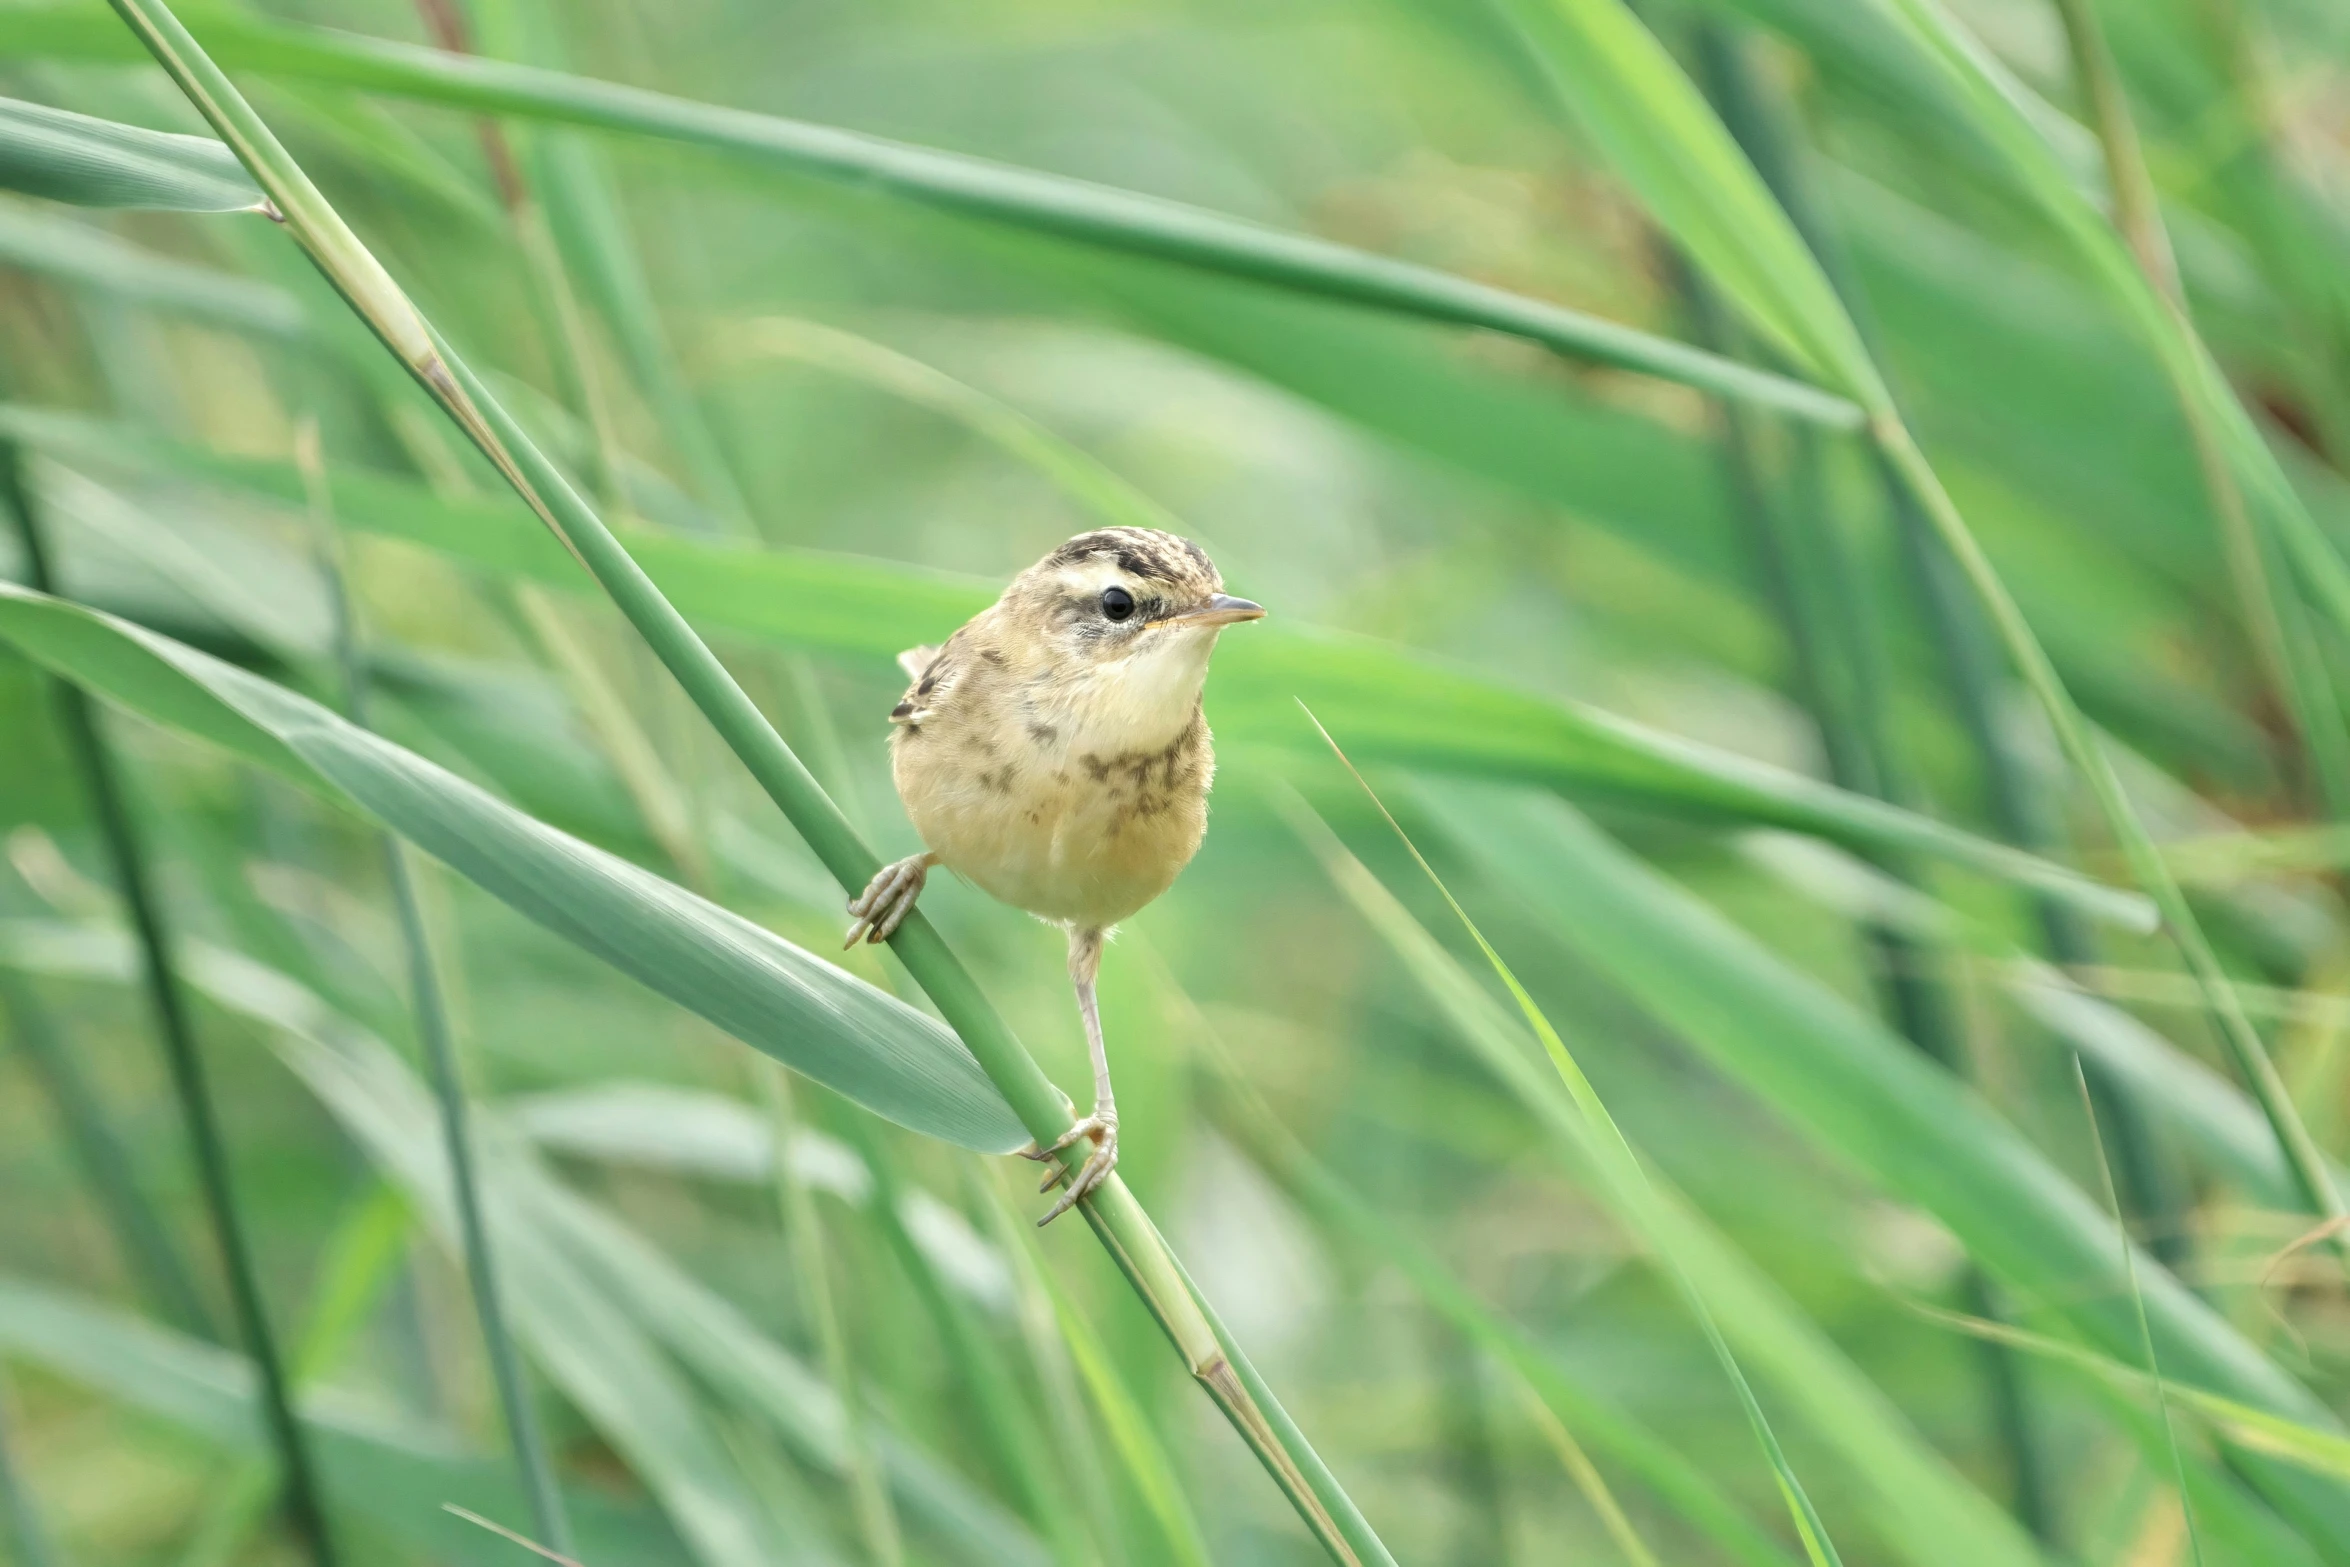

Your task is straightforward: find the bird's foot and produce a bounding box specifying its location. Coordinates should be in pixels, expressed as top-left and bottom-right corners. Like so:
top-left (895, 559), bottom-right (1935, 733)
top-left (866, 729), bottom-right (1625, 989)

top-left (844, 853), bottom-right (932, 948)
top-left (1019, 1109), bottom-right (1118, 1226)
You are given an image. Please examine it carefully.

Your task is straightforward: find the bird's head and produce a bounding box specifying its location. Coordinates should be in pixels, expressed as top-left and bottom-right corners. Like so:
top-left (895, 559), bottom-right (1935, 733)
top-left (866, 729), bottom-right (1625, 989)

top-left (1002, 527), bottom-right (1264, 740)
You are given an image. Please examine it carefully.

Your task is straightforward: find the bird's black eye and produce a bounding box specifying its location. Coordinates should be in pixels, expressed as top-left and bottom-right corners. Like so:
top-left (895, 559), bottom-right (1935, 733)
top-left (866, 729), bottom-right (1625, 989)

top-left (1100, 586), bottom-right (1136, 622)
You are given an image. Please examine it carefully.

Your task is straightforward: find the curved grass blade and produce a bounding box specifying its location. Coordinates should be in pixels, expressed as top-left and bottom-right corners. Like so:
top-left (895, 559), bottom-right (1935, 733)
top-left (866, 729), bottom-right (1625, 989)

top-left (1280, 782), bottom-right (2037, 1567)
top-left (0, 94), bottom-right (261, 211)
top-left (304, 442), bottom-right (575, 1558)
top-left (1921, 1300), bottom-right (2350, 1487)
top-left (1423, 777), bottom-right (2350, 1551)
top-left (1, 446), bottom-right (338, 1567)
top-left (1491, 0), bottom-right (1878, 402)
top-left (0, 583), bottom-right (1028, 1153)
top-left (0, 404), bottom-right (2157, 934)
top-left (0, 3), bottom-right (1853, 426)
top-left (1213, 1072), bottom-right (1802, 1567)
top-left (2072, 1059), bottom-right (2207, 1563)
top-left (759, 1068), bottom-right (904, 1567)
top-left (977, 1179), bottom-right (1212, 1567)
top-left (1286, 741), bottom-right (1848, 1567)
top-left (1499, 0), bottom-right (2349, 1285)
top-left (841, 1115), bottom-right (1090, 1567)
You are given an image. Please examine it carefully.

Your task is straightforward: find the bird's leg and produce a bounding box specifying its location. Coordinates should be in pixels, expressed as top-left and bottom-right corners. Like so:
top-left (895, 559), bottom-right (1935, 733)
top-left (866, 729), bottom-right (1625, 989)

top-left (843, 851), bottom-right (939, 948)
top-left (1021, 926), bottom-right (1117, 1225)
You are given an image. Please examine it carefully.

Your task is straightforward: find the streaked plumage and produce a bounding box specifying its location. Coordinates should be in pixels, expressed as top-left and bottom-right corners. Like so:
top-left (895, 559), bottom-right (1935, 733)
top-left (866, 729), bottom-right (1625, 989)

top-left (844, 526), bottom-right (1263, 1221)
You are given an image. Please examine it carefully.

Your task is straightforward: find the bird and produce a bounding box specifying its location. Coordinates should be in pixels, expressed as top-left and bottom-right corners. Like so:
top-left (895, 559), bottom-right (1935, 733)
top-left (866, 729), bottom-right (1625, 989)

top-left (844, 526), bottom-right (1264, 1223)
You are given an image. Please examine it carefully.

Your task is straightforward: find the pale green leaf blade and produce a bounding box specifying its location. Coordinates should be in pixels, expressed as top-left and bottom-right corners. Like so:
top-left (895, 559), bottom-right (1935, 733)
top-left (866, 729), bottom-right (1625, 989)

top-left (1493, 0), bottom-right (1879, 402)
top-left (0, 95), bottom-right (261, 211)
top-left (0, 584), bottom-right (1026, 1153)
top-left (0, 405), bottom-right (2153, 931)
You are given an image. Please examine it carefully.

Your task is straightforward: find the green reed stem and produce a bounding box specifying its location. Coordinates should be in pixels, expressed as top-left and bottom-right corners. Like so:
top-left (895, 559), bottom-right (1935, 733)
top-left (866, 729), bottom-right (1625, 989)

top-left (1687, 24), bottom-right (2196, 1266)
top-left (11, 1), bottom-right (1852, 430)
top-left (106, 5), bottom-right (1391, 1556)
top-left (0, 969), bottom-right (214, 1337)
top-left (300, 437), bottom-right (574, 1559)
top-left (0, 442), bottom-right (337, 1567)
top-left (1674, 236), bottom-right (2058, 1540)
top-left (2047, 0), bottom-right (2350, 818)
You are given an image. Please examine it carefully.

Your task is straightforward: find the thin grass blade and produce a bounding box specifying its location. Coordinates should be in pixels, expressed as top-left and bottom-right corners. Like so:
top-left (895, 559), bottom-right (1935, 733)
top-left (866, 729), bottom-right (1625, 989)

top-left (2, 2), bottom-right (1854, 424)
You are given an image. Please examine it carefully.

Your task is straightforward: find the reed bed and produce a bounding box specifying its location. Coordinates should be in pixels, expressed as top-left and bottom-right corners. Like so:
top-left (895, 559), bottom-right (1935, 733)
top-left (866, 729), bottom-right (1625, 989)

top-left (3, 0), bottom-right (2350, 1562)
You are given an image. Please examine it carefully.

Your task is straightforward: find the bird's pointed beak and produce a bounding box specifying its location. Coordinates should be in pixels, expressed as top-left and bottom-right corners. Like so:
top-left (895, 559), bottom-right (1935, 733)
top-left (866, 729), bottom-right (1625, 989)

top-left (1170, 593), bottom-right (1266, 628)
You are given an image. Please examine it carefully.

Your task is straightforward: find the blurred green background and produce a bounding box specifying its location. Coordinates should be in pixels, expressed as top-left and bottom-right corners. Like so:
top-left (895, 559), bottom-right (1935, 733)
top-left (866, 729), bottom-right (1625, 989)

top-left (4, 0), bottom-right (2350, 1562)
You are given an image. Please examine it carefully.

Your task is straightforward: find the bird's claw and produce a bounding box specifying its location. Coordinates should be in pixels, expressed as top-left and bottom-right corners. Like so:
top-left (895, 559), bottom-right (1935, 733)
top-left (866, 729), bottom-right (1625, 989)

top-left (844, 854), bottom-right (931, 949)
top-left (1018, 1111), bottom-right (1117, 1225)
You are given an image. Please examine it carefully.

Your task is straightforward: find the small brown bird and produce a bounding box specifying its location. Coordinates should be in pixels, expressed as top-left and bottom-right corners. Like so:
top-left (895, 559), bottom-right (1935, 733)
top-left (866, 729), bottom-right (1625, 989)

top-left (845, 527), bottom-right (1264, 1221)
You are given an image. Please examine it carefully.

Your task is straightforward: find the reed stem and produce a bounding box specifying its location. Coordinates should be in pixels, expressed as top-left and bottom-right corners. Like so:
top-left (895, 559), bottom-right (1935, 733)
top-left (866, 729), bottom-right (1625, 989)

top-left (299, 430), bottom-right (575, 1559)
top-left (1685, 25), bottom-right (2194, 1267)
top-left (0, 441), bottom-right (337, 1567)
top-left (2046, 0), bottom-right (2350, 816)
top-left (107, 5), bottom-right (1391, 1555)
top-left (1674, 236), bottom-right (2057, 1541)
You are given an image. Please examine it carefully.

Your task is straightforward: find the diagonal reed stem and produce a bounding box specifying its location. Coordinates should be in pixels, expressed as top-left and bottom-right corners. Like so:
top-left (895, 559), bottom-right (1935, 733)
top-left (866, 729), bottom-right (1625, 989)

top-left (1672, 243), bottom-right (2056, 1541)
top-left (4, 2), bottom-right (1854, 429)
top-left (104, 4), bottom-right (1392, 1557)
top-left (295, 430), bottom-right (575, 1559)
top-left (0, 442), bottom-right (337, 1567)
top-left (2047, 0), bottom-right (2350, 818)
top-left (1684, 25), bottom-right (2196, 1268)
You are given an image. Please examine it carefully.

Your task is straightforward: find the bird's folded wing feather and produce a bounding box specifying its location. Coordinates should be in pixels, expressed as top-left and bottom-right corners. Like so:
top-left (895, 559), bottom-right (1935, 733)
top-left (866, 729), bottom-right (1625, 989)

top-left (890, 641), bottom-right (956, 726)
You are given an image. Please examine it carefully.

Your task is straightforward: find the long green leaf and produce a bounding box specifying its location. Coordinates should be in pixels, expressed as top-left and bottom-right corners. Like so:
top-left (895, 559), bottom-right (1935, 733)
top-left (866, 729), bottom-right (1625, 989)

top-left (0, 94), bottom-right (260, 211)
top-left (1284, 785), bottom-right (2036, 1567)
top-left (0, 583), bottom-right (1026, 1153)
top-left (1298, 759), bottom-right (1848, 1564)
top-left (1424, 777), bottom-right (2350, 1551)
top-left (1499, 0), bottom-right (2347, 1276)
top-left (0, 404), bottom-right (2155, 931)
top-left (1493, 0), bottom-right (1879, 401)
top-left (88, 4), bottom-right (1386, 1544)
top-left (0, 2), bottom-right (1852, 426)
top-left (1220, 1082), bottom-right (1802, 1567)
top-left (0, 917), bottom-right (1041, 1567)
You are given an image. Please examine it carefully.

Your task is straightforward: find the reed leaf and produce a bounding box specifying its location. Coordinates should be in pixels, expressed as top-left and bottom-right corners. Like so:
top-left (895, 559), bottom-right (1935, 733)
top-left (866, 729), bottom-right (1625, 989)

top-left (1424, 777), bottom-right (2350, 1550)
top-left (0, 94), bottom-right (262, 211)
top-left (0, 1), bottom-right (1853, 426)
top-left (0, 404), bottom-right (2155, 932)
top-left (0, 583), bottom-right (1027, 1152)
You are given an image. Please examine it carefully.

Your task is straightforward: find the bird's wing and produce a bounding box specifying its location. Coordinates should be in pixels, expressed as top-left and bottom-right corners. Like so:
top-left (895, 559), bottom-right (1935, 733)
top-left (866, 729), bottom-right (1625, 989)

top-left (890, 639), bottom-right (959, 726)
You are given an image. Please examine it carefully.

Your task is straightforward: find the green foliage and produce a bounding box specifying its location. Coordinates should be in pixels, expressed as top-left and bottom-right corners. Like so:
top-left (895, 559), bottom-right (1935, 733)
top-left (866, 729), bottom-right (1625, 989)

top-left (8, 0), bottom-right (2350, 1563)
